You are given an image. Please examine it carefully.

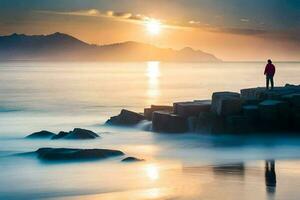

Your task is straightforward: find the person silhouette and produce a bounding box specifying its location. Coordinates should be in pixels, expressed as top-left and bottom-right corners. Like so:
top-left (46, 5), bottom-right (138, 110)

top-left (264, 59), bottom-right (276, 90)
top-left (265, 160), bottom-right (276, 196)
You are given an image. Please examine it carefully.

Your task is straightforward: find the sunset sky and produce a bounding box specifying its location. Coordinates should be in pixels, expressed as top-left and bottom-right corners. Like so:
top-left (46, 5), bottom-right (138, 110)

top-left (0, 0), bottom-right (300, 61)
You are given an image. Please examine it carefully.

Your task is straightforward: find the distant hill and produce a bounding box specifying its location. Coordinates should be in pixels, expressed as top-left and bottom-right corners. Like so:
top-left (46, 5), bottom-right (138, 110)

top-left (0, 32), bottom-right (221, 62)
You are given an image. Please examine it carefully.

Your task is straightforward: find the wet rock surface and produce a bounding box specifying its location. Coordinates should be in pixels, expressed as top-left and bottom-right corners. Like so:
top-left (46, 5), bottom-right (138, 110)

top-left (52, 128), bottom-right (99, 140)
top-left (26, 130), bottom-right (56, 139)
top-left (106, 109), bottom-right (145, 126)
top-left (35, 148), bottom-right (124, 161)
top-left (26, 128), bottom-right (100, 140)
top-left (51, 131), bottom-right (69, 139)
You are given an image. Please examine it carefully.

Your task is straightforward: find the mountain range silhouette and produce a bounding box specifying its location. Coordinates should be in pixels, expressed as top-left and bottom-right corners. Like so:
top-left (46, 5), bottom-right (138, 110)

top-left (0, 32), bottom-right (220, 62)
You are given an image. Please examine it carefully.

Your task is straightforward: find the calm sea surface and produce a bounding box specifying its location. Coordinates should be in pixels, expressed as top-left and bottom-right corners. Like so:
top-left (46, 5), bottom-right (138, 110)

top-left (0, 62), bottom-right (300, 200)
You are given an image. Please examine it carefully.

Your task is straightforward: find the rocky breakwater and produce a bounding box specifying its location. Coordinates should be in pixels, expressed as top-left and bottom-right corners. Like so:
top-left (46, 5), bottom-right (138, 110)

top-left (106, 84), bottom-right (300, 134)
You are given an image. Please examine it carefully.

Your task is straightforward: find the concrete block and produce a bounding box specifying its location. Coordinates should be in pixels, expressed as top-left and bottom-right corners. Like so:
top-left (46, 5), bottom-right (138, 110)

top-left (195, 112), bottom-right (225, 134)
top-left (226, 115), bottom-right (251, 134)
top-left (211, 92), bottom-right (242, 116)
top-left (144, 105), bottom-right (173, 120)
top-left (152, 111), bottom-right (188, 133)
top-left (259, 100), bottom-right (290, 131)
top-left (174, 100), bottom-right (211, 118)
top-left (187, 116), bottom-right (197, 132)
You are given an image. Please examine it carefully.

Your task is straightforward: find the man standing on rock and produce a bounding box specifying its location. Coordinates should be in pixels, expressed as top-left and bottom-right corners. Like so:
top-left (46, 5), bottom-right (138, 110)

top-left (264, 59), bottom-right (276, 90)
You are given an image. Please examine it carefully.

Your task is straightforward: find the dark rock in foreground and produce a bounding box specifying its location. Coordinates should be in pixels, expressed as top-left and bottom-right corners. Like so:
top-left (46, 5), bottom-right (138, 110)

top-left (52, 128), bottom-right (99, 140)
top-left (121, 156), bottom-right (145, 162)
top-left (26, 130), bottom-right (56, 139)
top-left (106, 109), bottom-right (146, 126)
top-left (26, 128), bottom-right (100, 140)
top-left (36, 148), bottom-right (124, 161)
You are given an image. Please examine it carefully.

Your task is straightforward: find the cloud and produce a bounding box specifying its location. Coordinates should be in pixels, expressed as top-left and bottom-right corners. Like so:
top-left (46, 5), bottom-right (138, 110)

top-left (216, 27), bottom-right (267, 35)
top-left (37, 8), bottom-right (300, 42)
top-left (106, 11), bottom-right (132, 19)
top-left (189, 20), bottom-right (201, 25)
top-left (37, 9), bottom-right (150, 23)
top-left (240, 18), bottom-right (250, 22)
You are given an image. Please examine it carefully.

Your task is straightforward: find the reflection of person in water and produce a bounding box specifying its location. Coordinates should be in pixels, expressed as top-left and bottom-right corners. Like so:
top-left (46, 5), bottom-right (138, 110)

top-left (265, 160), bottom-right (276, 195)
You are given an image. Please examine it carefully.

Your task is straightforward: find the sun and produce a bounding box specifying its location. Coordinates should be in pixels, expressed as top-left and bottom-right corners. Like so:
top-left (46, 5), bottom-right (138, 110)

top-left (146, 19), bottom-right (161, 35)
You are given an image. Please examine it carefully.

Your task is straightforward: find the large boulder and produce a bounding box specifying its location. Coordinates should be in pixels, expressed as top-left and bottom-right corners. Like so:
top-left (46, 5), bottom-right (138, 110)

top-left (106, 109), bottom-right (146, 126)
top-left (51, 128), bottom-right (99, 140)
top-left (144, 105), bottom-right (173, 120)
top-left (211, 92), bottom-right (242, 116)
top-left (173, 100), bottom-right (211, 118)
top-left (26, 130), bottom-right (56, 139)
top-left (35, 148), bottom-right (124, 161)
top-left (152, 111), bottom-right (188, 133)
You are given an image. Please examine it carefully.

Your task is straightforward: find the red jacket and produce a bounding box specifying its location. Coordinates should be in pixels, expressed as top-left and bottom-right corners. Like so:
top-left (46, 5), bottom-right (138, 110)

top-left (264, 63), bottom-right (276, 76)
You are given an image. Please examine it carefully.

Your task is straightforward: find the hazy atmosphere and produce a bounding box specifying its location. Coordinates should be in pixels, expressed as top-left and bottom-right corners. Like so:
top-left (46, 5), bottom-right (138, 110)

top-left (0, 1), bottom-right (300, 200)
top-left (1, 0), bottom-right (300, 60)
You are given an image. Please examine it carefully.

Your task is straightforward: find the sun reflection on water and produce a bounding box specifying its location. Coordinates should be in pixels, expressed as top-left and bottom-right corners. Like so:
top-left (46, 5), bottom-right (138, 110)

top-left (145, 164), bottom-right (160, 181)
top-left (146, 61), bottom-right (160, 105)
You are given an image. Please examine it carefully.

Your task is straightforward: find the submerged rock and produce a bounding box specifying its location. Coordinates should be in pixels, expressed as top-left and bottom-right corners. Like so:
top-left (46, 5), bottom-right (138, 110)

top-left (51, 128), bottom-right (99, 140)
top-left (106, 109), bottom-right (146, 126)
top-left (26, 130), bottom-right (56, 139)
top-left (121, 157), bottom-right (145, 162)
top-left (36, 148), bottom-right (124, 161)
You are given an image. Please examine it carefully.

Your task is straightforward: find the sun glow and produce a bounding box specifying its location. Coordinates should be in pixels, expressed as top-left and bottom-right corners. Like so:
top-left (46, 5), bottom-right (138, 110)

top-left (146, 61), bottom-right (160, 104)
top-left (145, 164), bottom-right (160, 181)
top-left (146, 19), bottom-right (161, 35)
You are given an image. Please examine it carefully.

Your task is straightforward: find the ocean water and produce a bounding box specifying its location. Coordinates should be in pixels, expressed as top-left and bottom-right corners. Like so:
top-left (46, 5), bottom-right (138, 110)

top-left (0, 61), bottom-right (300, 200)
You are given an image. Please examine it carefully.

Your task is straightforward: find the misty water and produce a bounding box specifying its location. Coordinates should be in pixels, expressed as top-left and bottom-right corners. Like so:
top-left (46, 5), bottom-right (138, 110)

top-left (0, 61), bottom-right (300, 200)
